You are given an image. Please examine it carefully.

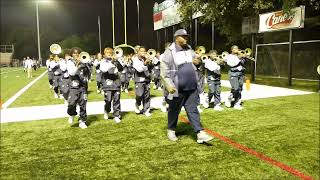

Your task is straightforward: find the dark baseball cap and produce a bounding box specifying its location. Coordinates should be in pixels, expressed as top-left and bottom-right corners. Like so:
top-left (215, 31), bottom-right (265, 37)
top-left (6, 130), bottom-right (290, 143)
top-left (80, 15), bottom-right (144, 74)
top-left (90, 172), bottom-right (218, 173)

top-left (174, 29), bottom-right (189, 37)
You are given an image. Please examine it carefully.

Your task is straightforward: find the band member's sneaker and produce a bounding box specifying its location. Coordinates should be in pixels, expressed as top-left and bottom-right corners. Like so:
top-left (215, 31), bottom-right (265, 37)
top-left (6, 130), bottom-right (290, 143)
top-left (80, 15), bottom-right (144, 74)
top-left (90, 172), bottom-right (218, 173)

top-left (144, 110), bottom-right (152, 117)
top-left (225, 100), bottom-right (231, 108)
top-left (213, 105), bottom-right (224, 111)
top-left (125, 89), bottom-right (129, 93)
top-left (104, 113), bottom-right (109, 120)
top-left (64, 100), bottom-right (68, 106)
top-left (59, 94), bottom-right (64, 99)
top-left (167, 130), bottom-right (178, 142)
top-left (203, 102), bottom-right (209, 109)
top-left (134, 104), bottom-right (141, 114)
top-left (79, 121), bottom-right (88, 129)
top-left (114, 117), bottom-right (121, 123)
top-left (49, 85), bottom-right (52, 89)
top-left (97, 89), bottom-right (101, 93)
top-left (197, 131), bottom-right (213, 144)
top-left (234, 104), bottom-right (243, 110)
top-left (101, 90), bottom-right (104, 95)
top-left (197, 106), bottom-right (203, 113)
top-left (153, 85), bottom-right (157, 90)
top-left (68, 116), bottom-right (74, 124)
top-left (54, 93), bottom-right (59, 99)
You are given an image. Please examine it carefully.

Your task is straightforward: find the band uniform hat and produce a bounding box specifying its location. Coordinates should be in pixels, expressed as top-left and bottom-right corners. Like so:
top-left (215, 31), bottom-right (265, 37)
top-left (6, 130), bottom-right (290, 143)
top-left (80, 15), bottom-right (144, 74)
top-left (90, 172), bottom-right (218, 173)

top-left (174, 29), bottom-right (189, 37)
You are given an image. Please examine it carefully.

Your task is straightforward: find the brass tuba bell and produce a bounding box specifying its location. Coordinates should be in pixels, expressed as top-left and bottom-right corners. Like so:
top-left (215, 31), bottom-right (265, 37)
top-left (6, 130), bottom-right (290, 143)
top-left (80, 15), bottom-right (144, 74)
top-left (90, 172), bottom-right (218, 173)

top-left (50, 44), bottom-right (62, 55)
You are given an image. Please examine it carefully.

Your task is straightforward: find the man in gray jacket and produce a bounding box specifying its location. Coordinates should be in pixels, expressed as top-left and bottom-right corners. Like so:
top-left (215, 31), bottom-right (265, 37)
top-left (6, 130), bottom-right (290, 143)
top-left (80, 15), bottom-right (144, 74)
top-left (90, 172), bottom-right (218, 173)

top-left (160, 29), bottom-right (213, 144)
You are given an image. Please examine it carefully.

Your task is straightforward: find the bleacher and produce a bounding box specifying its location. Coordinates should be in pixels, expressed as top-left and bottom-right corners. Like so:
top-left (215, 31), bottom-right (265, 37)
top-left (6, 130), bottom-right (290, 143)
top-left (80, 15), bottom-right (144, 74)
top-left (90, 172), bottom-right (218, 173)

top-left (0, 45), bottom-right (14, 66)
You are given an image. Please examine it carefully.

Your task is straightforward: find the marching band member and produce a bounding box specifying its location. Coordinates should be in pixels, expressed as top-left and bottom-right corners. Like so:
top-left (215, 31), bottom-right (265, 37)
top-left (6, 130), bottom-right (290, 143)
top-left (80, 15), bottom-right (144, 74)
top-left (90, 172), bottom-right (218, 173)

top-left (50, 55), bottom-right (63, 99)
top-left (160, 29), bottom-right (213, 143)
top-left (46, 55), bottom-right (54, 88)
top-left (93, 52), bottom-right (103, 93)
top-left (203, 50), bottom-right (223, 111)
top-left (66, 47), bottom-right (89, 129)
top-left (100, 47), bottom-right (123, 123)
top-left (119, 55), bottom-right (131, 93)
top-left (225, 45), bottom-right (246, 110)
top-left (194, 47), bottom-right (206, 113)
top-left (152, 51), bottom-right (162, 90)
top-left (25, 56), bottom-right (33, 78)
top-left (60, 53), bottom-right (71, 104)
top-left (132, 46), bottom-right (153, 117)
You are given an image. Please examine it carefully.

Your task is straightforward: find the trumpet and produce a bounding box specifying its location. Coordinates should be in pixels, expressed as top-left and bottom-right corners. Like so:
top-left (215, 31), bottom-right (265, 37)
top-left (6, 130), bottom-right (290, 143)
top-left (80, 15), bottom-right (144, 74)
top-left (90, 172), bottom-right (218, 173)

top-left (238, 48), bottom-right (255, 61)
top-left (50, 44), bottom-right (62, 55)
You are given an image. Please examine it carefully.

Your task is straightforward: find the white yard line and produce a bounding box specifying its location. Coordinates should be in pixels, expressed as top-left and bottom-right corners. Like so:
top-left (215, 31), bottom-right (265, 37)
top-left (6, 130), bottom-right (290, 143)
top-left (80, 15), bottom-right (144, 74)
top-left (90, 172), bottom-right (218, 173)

top-left (0, 69), bottom-right (21, 74)
top-left (1, 70), bottom-right (47, 109)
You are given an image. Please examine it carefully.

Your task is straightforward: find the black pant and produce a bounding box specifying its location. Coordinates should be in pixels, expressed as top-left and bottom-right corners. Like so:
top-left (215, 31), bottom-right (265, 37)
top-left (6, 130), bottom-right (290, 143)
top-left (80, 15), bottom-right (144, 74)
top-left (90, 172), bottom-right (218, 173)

top-left (229, 75), bottom-right (244, 104)
top-left (104, 90), bottom-right (121, 117)
top-left (208, 80), bottom-right (221, 105)
top-left (166, 90), bottom-right (203, 133)
top-left (67, 88), bottom-right (87, 123)
top-left (135, 82), bottom-right (151, 113)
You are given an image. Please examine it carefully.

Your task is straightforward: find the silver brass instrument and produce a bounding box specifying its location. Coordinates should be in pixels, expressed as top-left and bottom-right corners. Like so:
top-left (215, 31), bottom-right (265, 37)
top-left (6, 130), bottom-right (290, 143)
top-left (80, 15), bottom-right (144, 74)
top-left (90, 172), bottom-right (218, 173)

top-left (79, 52), bottom-right (91, 64)
top-left (198, 46), bottom-right (206, 55)
top-left (114, 47), bottom-right (124, 58)
top-left (238, 48), bottom-right (255, 61)
top-left (146, 49), bottom-right (156, 59)
top-left (50, 44), bottom-right (62, 55)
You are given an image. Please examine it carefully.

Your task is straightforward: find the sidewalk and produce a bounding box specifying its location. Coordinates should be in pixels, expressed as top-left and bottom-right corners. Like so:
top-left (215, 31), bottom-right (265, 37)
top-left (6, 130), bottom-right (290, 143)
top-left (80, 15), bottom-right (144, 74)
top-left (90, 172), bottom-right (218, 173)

top-left (0, 80), bottom-right (313, 123)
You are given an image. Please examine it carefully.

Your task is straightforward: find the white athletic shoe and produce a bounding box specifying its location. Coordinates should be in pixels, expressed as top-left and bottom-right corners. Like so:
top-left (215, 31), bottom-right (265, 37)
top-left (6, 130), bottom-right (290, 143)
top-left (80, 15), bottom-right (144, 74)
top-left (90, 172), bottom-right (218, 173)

top-left (64, 100), bottom-right (68, 106)
top-left (213, 104), bottom-right (224, 111)
top-left (135, 104), bottom-right (141, 114)
top-left (197, 131), bottom-right (213, 144)
top-left (125, 89), bottom-right (128, 93)
top-left (167, 130), bottom-right (178, 141)
top-left (181, 107), bottom-right (185, 111)
top-left (197, 106), bottom-right (203, 113)
top-left (97, 89), bottom-right (101, 93)
top-left (144, 110), bottom-right (152, 117)
top-left (114, 117), bottom-right (121, 123)
top-left (203, 102), bottom-right (209, 109)
top-left (68, 116), bottom-right (74, 124)
top-left (59, 94), bottom-right (64, 99)
top-left (104, 112), bottom-right (109, 120)
top-left (153, 85), bottom-right (157, 90)
top-left (225, 100), bottom-right (231, 108)
top-left (101, 90), bottom-right (104, 95)
top-left (234, 104), bottom-right (243, 110)
top-left (157, 87), bottom-right (162, 91)
top-left (54, 93), bottom-right (59, 99)
top-left (49, 85), bottom-right (52, 89)
top-left (79, 122), bottom-right (88, 129)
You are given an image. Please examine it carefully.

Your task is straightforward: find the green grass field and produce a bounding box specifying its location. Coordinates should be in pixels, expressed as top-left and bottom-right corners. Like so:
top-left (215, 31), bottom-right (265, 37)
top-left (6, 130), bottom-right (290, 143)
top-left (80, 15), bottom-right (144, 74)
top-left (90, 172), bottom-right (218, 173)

top-left (0, 67), bottom-right (46, 103)
top-left (1, 67), bottom-right (319, 179)
top-left (1, 93), bottom-right (319, 179)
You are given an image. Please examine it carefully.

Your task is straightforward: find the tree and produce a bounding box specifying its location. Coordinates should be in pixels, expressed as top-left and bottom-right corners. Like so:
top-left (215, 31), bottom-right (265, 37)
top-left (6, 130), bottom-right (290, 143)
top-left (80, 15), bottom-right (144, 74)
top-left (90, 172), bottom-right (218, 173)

top-left (176, 0), bottom-right (319, 43)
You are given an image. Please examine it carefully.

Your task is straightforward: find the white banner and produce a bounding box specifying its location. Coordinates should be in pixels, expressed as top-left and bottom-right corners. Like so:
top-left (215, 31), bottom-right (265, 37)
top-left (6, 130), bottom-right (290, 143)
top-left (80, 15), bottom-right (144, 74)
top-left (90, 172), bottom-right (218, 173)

top-left (259, 6), bottom-right (305, 33)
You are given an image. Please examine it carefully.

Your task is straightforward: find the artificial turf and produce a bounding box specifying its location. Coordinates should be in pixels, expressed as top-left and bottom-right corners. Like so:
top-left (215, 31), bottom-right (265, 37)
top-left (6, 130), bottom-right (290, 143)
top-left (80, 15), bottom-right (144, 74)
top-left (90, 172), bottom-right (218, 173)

top-left (1, 93), bottom-right (319, 179)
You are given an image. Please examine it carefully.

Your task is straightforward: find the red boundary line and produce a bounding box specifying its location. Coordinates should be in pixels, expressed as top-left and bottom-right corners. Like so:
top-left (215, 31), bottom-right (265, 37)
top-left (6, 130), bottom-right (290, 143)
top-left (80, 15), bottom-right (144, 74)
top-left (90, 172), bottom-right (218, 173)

top-left (179, 116), bottom-right (314, 180)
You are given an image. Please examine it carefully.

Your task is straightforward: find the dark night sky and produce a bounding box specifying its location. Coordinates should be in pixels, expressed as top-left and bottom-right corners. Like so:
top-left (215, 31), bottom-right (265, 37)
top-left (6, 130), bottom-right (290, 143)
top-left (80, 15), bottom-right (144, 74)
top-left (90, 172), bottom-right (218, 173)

top-left (1, 0), bottom-right (166, 51)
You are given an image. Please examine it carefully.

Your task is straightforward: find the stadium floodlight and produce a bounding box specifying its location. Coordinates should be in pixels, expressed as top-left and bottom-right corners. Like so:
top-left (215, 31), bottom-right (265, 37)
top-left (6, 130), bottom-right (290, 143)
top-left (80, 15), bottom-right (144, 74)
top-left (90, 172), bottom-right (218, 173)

top-left (36, 0), bottom-right (53, 65)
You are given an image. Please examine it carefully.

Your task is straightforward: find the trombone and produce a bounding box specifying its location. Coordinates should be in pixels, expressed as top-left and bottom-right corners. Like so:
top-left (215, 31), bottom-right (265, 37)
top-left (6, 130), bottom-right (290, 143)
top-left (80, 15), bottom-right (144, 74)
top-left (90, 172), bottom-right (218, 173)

top-left (238, 48), bottom-right (255, 61)
top-left (50, 44), bottom-right (62, 55)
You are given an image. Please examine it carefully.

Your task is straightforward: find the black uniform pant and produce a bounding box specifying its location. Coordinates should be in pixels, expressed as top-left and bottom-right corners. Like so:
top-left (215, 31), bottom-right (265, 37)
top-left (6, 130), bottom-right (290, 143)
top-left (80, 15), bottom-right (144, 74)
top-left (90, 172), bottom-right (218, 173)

top-left (61, 78), bottom-right (70, 100)
top-left (135, 82), bottom-right (151, 113)
top-left (104, 90), bottom-right (121, 117)
top-left (208, 80), bottom-right (221, 105)
top-left (48, 71), bottom-right (53, 85)
top-left (67, 88), bottom-right (87, 123)
top-left (166, 90), bottom-right (203, 133)
top-left (53, 75), bottom-right (62, 94)
top-left (229, 75), bottom-right (244, 104)
top-left (96, 72), bottom-right (102, 90)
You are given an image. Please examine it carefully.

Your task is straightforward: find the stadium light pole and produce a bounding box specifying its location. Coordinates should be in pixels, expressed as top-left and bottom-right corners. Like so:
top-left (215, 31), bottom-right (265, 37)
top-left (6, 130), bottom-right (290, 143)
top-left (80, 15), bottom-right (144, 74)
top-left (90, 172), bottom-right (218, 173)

top-left (36, 0), bottom-right (52, 65)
